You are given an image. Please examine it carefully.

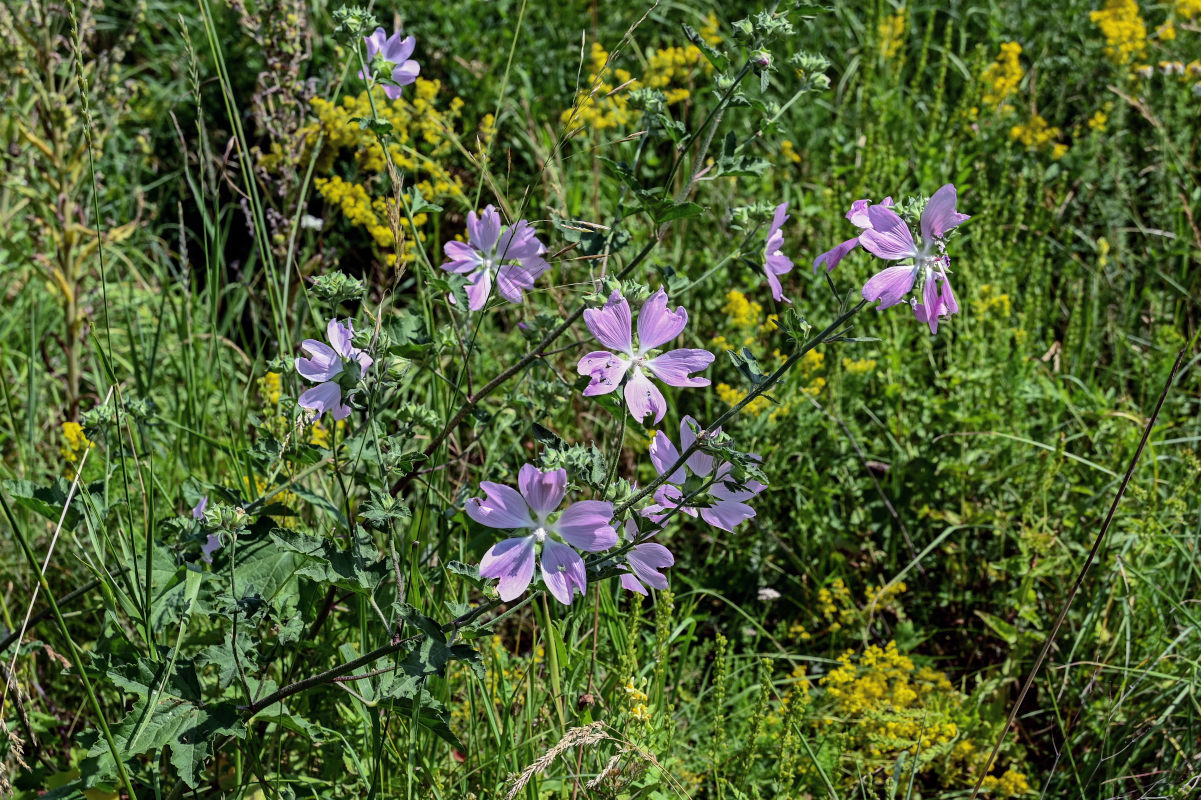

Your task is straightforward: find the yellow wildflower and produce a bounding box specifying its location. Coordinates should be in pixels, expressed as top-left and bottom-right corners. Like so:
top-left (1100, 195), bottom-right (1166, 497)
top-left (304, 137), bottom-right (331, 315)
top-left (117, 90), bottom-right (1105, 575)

top-left (780, 139), bottom-right (802, 164)
top-left (981, 769), bottom-right (1032, 796)
top-left (1089, 0), bottom-right (1147, 65)
top-left (981, 42), bottom-right (1023, 106)
top-left (842, 357), bottom-right (877, 374)
top-left (60, 422), bottom-right (93, 462)
top-left (1155, 20), bottom-right (1175, 40)
top-left (878, 7), bottom-right (907, 59)
top-left (258, 372), bottom-right (282, 406)
top-left (1087, 110), bottom-right (1108, 131)
top-left (1178, 0), bottom-right (1201, 17)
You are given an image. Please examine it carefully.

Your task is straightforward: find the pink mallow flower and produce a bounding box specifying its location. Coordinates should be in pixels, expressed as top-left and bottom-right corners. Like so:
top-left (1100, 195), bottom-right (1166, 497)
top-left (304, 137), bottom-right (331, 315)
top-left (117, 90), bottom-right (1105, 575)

top-left (619, 519), bottom-right (674, 595)
top-left (643, 416), bottom-right (766, 532)
top-left (360, 27), bottom-right (420, 99)
top-left (295, 319), bottom-right (373, 420)
top-left (859, 184), bottom-right (970, 334)
top-left (441, 205), bottom-right (549, 311)
top-left (763, 202), bottom-right (795, 303)
top-left (472, 465), bottom-right (617, 605)
top-left (577, 289), bottom-right (714, 424)
top-left (811, 196), bottom-right (894, 274)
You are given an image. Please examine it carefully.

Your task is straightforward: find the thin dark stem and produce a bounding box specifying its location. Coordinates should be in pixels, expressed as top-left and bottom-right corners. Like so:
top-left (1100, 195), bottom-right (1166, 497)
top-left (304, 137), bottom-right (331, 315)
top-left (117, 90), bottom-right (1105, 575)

top-left (968, 348), bottom-right (1185, 800)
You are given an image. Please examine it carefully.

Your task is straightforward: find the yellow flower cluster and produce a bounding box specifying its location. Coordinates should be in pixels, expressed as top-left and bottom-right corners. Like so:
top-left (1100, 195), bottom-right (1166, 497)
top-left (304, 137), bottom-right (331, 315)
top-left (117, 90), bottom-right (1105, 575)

top-left (244, 474), bottom-right (297, 513)
top-left (624, 677), bottom-right (652, 723)
top-left (723, 289), bottom-right (762, 330)
top-left (258, 371), bottom-right (282, 406)
top-left (971, 284), bottom-right (1013, 318)
top-left (1087, 110), bottom-right (1108, 131)
top-left (780, 139), bottom-right (802, 164)
top-left (878, 7), bottom-right (907, 60)
top-left (1089, 0), bottom-right (1147, 66)
top-left (980, 42), bottom-right (1023, 107)
top-left (60, 421), bottom-right (93, 463)
top-left (1009, 114), bottom-right (1066, 158)
top-left (842, 357), bottom-right (877, 374)
top-left (561, 14), bottom-right (721, 134)
top-left (260, 80), bottom-right (472, 266)
top-left (1178, 0), bottom-right (1201, 16)
top-left (981, 768), bottom-right (1033, 796)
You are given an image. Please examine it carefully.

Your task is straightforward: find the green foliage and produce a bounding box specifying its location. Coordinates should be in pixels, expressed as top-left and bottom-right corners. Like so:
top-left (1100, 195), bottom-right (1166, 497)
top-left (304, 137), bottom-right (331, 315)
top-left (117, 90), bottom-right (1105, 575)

top-left (1, 0), bottom-right (1199, 798)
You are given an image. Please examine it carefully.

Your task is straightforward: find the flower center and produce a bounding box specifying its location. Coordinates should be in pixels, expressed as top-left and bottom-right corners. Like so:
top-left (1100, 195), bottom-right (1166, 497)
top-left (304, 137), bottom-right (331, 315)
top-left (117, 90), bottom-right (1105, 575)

top-left (532, 526), bottom-right (548, 543)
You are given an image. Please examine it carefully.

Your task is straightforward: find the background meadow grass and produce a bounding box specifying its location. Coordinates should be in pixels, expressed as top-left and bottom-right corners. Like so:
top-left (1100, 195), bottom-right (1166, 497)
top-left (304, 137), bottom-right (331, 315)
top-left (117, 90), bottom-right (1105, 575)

top-left (1, 0), bottom-right (1199, 797)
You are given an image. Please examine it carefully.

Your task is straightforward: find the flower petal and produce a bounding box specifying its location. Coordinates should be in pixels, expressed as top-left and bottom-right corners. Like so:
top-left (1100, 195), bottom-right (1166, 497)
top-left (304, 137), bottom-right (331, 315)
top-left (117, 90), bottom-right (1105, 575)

top-left (296, 340), bottom-right (341, 382)
top-left (583, 290), bottom-right (633, 352)
top-left (201, 533), bottom-right (223, 564)
top-left (620, 573), bottom-right (648, 594)
top-left (391, 60), bottom-right (420, 87)
top-left (627, 543), bottom-right (673, 591)
top-left (911, 300), bottom-right (939, 334)
top-left (624, 369), bottom-right (667, 424)
top-left (862, 265), bottom-right (918, 309)
top-left (920, 184), bottom-right (970, 241)
top-left (858, 206), bottom-right (918, 260)
top-left (466, 481), bottom-right (534, 530)
top-left (191, 496), bottom-right (208, 521)
top-left (495, 263), bottom-right (537, 304)
top-left (298, 382), bottom-right (348, 420)
top-left (939, 273), bottom-right (959, 315)
top-left (679, 416), bottom-right (715, 477)
top-left (464, 267), bottom-right (493, 311)
top-left (578, 351), bottom-right (628, 396)
top-left (648, 427), bottom-right (685, 484)
top-left (811, 237), bottom-right (860, 274)
top-left (469, 206), bottom-right (502, 254)
top-left (636, 288), bottom-right (688, 351)
top-left (327, 319), bottom-right (355, 358)
top-left (700, 500), bottom-right (757, 531)
top-left (479, 536), bottom-right (537, 602)
top-left (518, 464), bottom-right (566, 514)
top-left (644, 348), bottom-right (713, 388)
top-left (540, 540), bottom-right (587, 605)
top-left (554, 501), bottom-right (617, 551)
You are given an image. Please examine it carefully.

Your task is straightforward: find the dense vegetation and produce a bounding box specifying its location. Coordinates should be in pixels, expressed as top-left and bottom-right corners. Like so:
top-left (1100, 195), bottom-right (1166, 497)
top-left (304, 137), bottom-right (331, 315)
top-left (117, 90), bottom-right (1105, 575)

top-left (1, 0), bottom-right (1199, 798)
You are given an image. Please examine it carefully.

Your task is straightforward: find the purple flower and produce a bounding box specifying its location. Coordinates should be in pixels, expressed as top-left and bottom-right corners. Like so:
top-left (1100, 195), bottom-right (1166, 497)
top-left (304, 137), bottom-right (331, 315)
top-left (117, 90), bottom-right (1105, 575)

top-left (360, 27), bottom-right (420, 99)
top-left (191, 496), bottom-right (208, 521)
top-left (471, 464), bottom-right (618, 605)
top-left (577, 289), bottom-right (714, 424)
top-left (763, 202), bottom-right (795, 303)
top-left (295, 319), bottom-right (374, 421)
top-left (859, 184), bottom-right (969, 333)
top-left (201, 533), bottom-right (223, 564)
top-left (618, 519), bottom-right (674, 595)
top-left (642, 416), bottom-right (765, 532)
top-left (441, 205), bottom-right (549, 311)
top-left (811, 196), bottom-right (894, 274)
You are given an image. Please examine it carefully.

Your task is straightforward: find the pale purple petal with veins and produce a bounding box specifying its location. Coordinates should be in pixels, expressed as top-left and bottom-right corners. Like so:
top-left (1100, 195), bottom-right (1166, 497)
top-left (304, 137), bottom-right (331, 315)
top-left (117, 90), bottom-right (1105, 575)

top-left (648, 427), bottom-right (687, 485)
top-left (812, 237), bottom-right (860, 274)
top-left (327, 319), bottom-right (355, 358)
top-left (296, 340), bottom-right (342, 382)
top-left (466, 482), bottom-right (534, 530)
top-left (920, 184), bottom-right (970, 241)
top-left (911, 301), bottom-right (939, 334)
top-left (468, 206), bottom-right (502, 253)
top-left (577, 351), bottom-right (629, 396)
top-left (192, 496), bottom-right (208, 521)
top-left (862, 265), bottom-right (918, 309)
top-left (464, 267), bottom-right (493, 311)
top-left (540, 540), bottom-right (587, 605)
top-left (636, 289), bottom-right (689, 351)
top-left (710, 463), bottom-right (766, 502)
top-left (700, 500), bottom-right (757, 531)
top-left (583, 291), bottom-right (633, 352)
top-left (298, 382), bottom-right (349, 420)
top-left (858, 206), bottom-right (918, 260)
top-left (201, 533), bottom-right (223, 564)
top-left (763, 202), bottom-right (794, 302)
top-left (554, 501), bottom-right (617, 551)
top-left (479, 536), bottom-right (537, 601)
top-left (494, 263), bottom-right (537, 304)
top-left (442, 240), bottom-right (484, 273)
top-left (623, 543), bottom-right (674, 594)
top-left (644, 349), bottom-right (713, 388)
top-left (517, 464), bottom-right (566, 514)
top-left (624, 369), bottom-right (668, 423)
top-left (678, 416), bottom-right (716, 477)
top-left (940, 274), bottom-right (959, 314)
